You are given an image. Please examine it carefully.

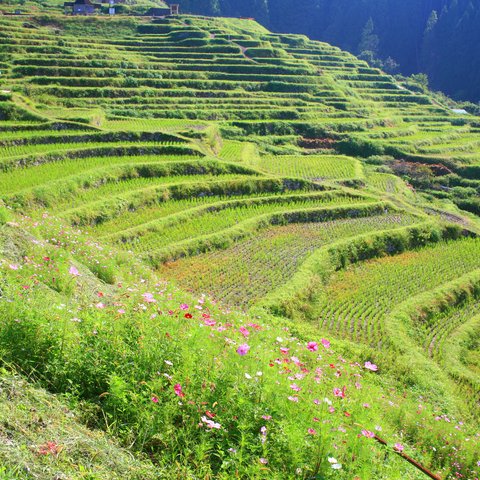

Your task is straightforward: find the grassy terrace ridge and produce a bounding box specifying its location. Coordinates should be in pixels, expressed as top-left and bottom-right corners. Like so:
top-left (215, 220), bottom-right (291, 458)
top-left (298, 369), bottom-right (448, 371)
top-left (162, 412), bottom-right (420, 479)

top-left (0, 9), bottom-right (479, 480)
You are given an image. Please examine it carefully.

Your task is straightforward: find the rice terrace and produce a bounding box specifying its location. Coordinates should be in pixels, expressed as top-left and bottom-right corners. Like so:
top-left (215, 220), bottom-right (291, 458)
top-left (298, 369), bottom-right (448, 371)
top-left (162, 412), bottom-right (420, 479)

top-left (0, 0), bottom-right (479, 478)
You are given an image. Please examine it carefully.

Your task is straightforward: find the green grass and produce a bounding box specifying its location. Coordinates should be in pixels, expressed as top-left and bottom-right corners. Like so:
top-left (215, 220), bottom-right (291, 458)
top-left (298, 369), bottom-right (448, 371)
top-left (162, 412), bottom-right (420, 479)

top-left (248, 154), bottom-right (364, 181)
top-left (0, 218), bottom-right (478, 479)
top-left (0, 373), bottom-right (161, 479)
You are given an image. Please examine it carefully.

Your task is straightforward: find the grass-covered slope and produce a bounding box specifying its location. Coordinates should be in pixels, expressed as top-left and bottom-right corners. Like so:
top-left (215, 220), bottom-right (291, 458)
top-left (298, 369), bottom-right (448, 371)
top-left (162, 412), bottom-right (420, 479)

top-left (0, 10), bottom-right (479, 480)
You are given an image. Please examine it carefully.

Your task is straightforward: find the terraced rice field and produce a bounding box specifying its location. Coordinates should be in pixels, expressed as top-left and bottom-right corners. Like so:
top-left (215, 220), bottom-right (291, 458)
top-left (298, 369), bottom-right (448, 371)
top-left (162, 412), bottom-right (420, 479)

top-left (313, 238), bottom-right (480, 346)
top-left (248, 154), bottom-right (363, 181)
top-left (160, 213), bottom-right (421, 308)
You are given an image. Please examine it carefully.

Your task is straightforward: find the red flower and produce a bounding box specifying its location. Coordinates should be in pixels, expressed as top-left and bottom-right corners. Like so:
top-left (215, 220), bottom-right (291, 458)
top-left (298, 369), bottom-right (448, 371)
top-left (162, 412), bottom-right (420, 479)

top-left (184, 313), bottom-right (193, 319)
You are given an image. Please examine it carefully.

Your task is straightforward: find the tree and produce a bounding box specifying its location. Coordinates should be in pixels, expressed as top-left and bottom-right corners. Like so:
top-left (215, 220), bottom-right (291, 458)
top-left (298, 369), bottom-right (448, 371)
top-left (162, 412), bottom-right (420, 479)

top-left (358, 18), bottom-right (379, 56)
top-left (383, 56), bottom-right (399, 74)
top-left (425, 10), bottom-right (438, 33)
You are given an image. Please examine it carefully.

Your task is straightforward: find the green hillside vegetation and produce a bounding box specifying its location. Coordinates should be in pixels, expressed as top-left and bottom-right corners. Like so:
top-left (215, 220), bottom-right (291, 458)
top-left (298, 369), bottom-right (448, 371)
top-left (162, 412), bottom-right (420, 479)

top-left (0, 10), bottom-right (479, 480)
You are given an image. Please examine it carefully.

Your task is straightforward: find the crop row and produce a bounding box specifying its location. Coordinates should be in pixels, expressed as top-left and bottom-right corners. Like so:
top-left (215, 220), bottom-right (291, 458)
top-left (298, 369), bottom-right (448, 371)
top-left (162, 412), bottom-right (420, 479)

top-left (113, 193), bottom-right (371, 253)
top-left (160, 213), bottom-right (421, 308)
top-left (314, 238), bottom-right (480, 346)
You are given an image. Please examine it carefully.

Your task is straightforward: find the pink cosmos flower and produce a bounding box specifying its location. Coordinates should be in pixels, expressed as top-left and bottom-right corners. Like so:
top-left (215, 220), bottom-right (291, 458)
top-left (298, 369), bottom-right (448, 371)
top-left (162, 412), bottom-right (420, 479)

top-left (333, 387), bottom-right (346, 398)
top-left (9, 264), bottom-right (19, 270)
top-left (307, 342), bottom-right (318, 352)
top-left (151, 396), bottom-right (159, 403)
top-left (259, 458), bottom-right (268, 465)
top-left (142, 293), bottom-right (156, 303)
top-left (237, 343), bottom-right (250, 356)
top-left (95, 302), bottom-right (105, 309)
top-left (280, 347), bottom-right (289, 355)
top-left (117, 309), bottom-right (125, 314)
top-left (239, 326), bottom-right (250, 338)
top-left (290, 383), bottom-right (302, 392)
top-left (69, 265), bottom-right (80, 276)
top-left (204, 318), bottom-right (216, 326)
top-left (260, 426), bottom-right (267, 443)
top-left (180, 303), bottom-right (189, 310)
top-left (288, 396), bottom-right (299, 402)
top-left (361, 430), bottom-right (375, 438)
top-left (291, 356), bottom-right (302, 366)
top-left (394, 443), bottom-right (404, 452)
top-left (307, 428), bottom-right (317, 435)
top-left (201, 416), bottom-right (221, 429)
top-left (364, 361), bottom-right (378, 371)
top-left (321, 338), bottom-right (331, 349)
top-left (174, 384), bottom-right (185, 398)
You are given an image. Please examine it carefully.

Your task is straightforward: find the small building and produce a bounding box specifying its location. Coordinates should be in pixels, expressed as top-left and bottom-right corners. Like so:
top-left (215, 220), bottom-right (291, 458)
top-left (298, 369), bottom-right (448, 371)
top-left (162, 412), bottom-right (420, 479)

top-left (146, 3), bottom-right (180, 17)
top-left (64, 0), bottom-right (101, 15)
top-left (146, 6), bottom-right (170, 16)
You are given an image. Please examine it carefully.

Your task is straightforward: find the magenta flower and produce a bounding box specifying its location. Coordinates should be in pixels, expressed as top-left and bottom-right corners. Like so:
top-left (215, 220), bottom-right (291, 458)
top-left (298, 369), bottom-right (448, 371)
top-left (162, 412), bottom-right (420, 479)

top-left (307, 341), bottom-right (318, 352)
top-left (333, 387), bottom-right (346, 398)
top-left (236, 343), bottom-right (250, 356)
top-left (307, 428), bottom-right (317, 435)
top-left (180, 303), bottom-right (189, 310)
top-left (280, 347), bottom-right (289, 355)
top-left (151, 396), bottom-right (159, 403)
top-left (239, 326), bottom-right (250, 337)
top-left (321, 338), bottom-right (331, 349)
top-left (364, 361), bottom-right (378, 371)
top-left (361, 430), bottom-right (375, 438)
top-left (174, 383), bottom-right (185, 398)
top-left (394, 443), bottom-right (404, 452)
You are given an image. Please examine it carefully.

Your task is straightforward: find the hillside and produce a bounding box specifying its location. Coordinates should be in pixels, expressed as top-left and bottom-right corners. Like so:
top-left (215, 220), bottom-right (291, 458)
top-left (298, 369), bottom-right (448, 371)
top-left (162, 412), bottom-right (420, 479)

top-left (0, 11), bottom-right (479, 480)
top-left (178, 0), bottom-right (480, 104)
